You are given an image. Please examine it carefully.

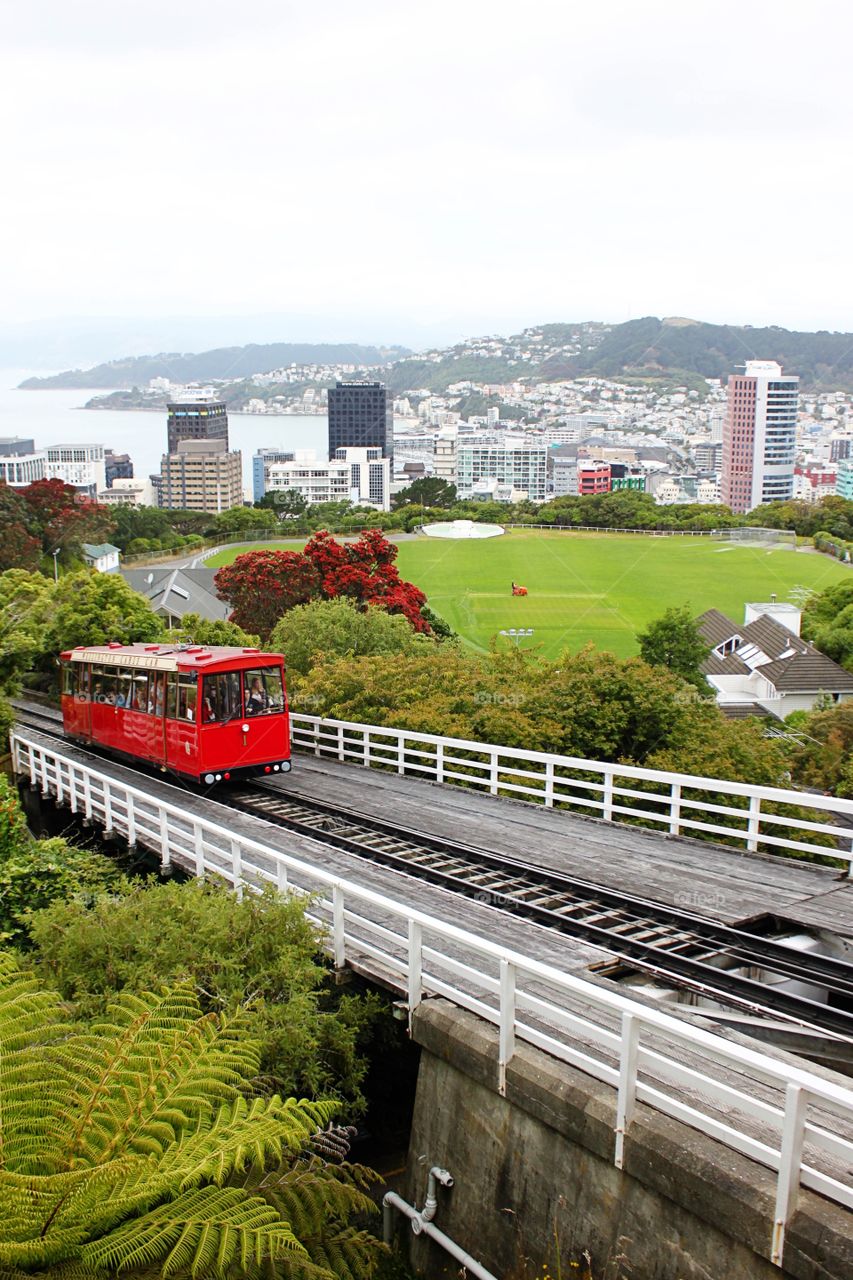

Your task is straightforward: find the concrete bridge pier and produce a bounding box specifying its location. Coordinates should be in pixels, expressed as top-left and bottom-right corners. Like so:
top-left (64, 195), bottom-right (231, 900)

top-left (402, 1001), bottom-right (852, 1280)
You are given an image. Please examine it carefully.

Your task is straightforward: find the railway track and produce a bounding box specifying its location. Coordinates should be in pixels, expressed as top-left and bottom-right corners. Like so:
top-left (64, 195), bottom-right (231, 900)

top-left (12, 701), bottom-right (853, 1044)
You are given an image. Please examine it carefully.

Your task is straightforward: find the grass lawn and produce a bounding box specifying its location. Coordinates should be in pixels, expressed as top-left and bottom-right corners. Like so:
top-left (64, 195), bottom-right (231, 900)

top-left (205, 531), bottom-right (850, 659)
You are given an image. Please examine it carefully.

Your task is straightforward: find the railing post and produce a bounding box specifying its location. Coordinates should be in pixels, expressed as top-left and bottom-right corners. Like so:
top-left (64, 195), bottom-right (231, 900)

top-left (772, 1083), bottom-right (807, 1266)
top-left (747, 793), bottom-right (762, 852)
top-left (194, 826), bottom-right (205, 878)
top-left (55, 758), bottom-right (64, 807)
top-left (615, 1012), bottom-right (640, 1169)
top-left (230, 839), bottom-right (243, 899)
top-left (159, 810), bottom-right (171, 872)
top-left (82, 769), bottom-right (93, 819)
top-left (602, 769), bottom-right (614, 822)
top-left (435, 741), bottom-right (445, 784)
top-left (408, 920), bottom-right (422, 1027)
top-left (669, 782), bottom-right (681, 836)
top-left (363, 730), bottom-right (371, 768)
top-left (490, 749), bottom-right (500, 796)
top-left (337, 723), bottom-right (344, 761)
top-left (276, 858), bottom-right (289, 895)
top-left (332, 885), bottom-right (346, 968)
top-left (397, 735), bottom-right (406, 776)
top-left (498, 959), bottom-right (516, 1096)
top-left (103, 780), bottom-right (114, 835)
top-left (68, 762), bottom-right (78, 814)
top-left (125, 792), bottom-right (137, 847)
top-left (544, 759), bottom-right (555, 808)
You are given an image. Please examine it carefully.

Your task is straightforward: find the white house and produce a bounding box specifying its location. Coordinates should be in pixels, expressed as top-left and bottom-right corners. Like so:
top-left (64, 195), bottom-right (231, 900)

top-left (81, 543), bottom-right (121, 574)
top-left (696, 603), bottom-right (853, 718)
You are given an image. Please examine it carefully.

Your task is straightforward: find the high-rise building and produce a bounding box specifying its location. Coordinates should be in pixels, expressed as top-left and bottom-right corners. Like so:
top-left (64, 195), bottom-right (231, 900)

top-left (167, 395), bottom-right (229, 454)
top-left (327, 382), bottom-right (392, 461)
top-left (836, 459), bottom-right (853, 500)
top-left (158, 439), bottom-right (242, 513)
top-left (720, 361), bottom-right (798, 514)
top-left (105, 450), bottom-right (134, 486)
top-left (266, 447), bottom-right (390, 511)
top-left (456, 440), bottom-right (548, 501)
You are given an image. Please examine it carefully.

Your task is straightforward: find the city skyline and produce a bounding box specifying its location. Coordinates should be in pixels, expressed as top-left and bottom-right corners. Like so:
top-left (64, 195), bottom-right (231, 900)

top-left (2, 0), bottom-right (852, 346)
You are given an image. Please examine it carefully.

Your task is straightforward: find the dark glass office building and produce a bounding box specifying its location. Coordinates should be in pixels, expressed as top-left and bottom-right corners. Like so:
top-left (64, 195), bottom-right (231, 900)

top-left (167, 399), bottom-right (229, 454)
top-left (327, 382), bottom-right (392, 461)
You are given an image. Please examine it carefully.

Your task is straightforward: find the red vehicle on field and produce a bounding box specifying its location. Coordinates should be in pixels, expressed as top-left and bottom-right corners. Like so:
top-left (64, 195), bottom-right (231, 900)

top-left (60, 643), bottom-right (291, 786)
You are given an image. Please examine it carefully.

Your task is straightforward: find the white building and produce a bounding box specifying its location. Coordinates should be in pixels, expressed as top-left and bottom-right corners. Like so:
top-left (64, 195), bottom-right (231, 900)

top-left (266, 447), bottom-right (391, 510)
top-left (434, 425), bottom-right (458, 484)
top-left (0, 450), bottom-right (46, 487)
top-left (697, 604), bottom-right (853, 718)
top-left (45, 444), bottom-right (106, 496)
top-left (96, 478), bottom-right (157, 507)
top-left (81, 542), bottom-right (121, 573)
top-left (456, 440), bottom-right (548, 501)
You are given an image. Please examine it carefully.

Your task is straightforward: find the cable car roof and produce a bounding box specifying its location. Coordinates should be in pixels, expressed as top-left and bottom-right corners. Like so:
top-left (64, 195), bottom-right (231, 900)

top-left (60, 643), bottom-right (285, 673)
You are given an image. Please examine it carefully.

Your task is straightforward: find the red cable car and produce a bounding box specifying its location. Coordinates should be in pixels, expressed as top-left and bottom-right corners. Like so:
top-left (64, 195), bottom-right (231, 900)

top-left (59, 643), bottom-right (291, 786)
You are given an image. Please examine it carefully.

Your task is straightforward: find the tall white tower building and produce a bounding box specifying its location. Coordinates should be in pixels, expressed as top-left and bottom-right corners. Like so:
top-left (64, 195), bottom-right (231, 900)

top-left (720, 360), bottom-right (798, 514)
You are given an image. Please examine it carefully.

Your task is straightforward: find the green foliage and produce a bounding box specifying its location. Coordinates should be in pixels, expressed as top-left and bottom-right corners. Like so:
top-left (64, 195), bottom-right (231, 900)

top-left (0, 956), bottom-right (382, 1279)
top-left (29, 876), bottom-right (378, 1109)
top-left (213, 505), bottom-right (279, 534)
top-left (637, 606), bottom-right (711, 692)
top-left (787, 703), bottom-right (853, 794)
top-left (46, 570), bottom-right (164, 654)
top-left (392, 478), bottom-right (458, 509)
top-left (270, 598), bottom-right (431, 686)
top-left (0, 570), bottom-right (56, 692)
top-left (294, 642), bottom-right (783, 783)
top-left (0, 776), bottom-right (124, 949)
top-left (802, 578), bottom-right (853, 669)
top-left (172, 612), bottom-right (261, 648)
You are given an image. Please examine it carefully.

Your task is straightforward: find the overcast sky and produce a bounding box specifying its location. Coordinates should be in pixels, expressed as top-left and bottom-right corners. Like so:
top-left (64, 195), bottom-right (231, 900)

top-left (3, 0), bottom-right (852, 350)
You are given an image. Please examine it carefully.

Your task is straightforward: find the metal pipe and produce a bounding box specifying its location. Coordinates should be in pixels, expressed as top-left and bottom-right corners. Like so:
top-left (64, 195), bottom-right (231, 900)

top-left (422, 1165), bottom-right (453, 1222)
top-left (382, 1191), bottom-right (499, 1280)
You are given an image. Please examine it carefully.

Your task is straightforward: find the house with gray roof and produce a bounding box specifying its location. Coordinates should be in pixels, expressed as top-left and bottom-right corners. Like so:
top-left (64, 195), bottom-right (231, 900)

top-left (695, 603), bottom-right (853, 719)
top-left (121, 566), bottom-right (229, 626)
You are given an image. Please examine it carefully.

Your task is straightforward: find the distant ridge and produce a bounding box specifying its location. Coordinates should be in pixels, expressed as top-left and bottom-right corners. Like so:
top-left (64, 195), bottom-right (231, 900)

top-left (19, 342), bottom-right (410, 390)
top-left (19, 318), bottom-right (853, 394)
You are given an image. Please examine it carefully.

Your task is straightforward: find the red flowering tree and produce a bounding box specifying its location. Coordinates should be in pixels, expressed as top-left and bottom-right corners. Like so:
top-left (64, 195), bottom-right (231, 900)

top-left (0, 485), bottom-right (41, 571)
top-left (22, 479), bottom-right (114, 563)
top-left (215, 530), bottom-right (431, 641)
top-left (214, 550), bottom-right (320, 638)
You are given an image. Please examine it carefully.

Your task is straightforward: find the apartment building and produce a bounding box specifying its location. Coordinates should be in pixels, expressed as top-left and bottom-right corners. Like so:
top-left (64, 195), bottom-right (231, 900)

top-left (158, 439), bottom-right (243, 512)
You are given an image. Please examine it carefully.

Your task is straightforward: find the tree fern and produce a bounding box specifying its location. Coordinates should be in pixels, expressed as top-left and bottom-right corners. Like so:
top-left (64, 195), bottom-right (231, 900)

top-left (0, 957), bottom-right (383, 1278)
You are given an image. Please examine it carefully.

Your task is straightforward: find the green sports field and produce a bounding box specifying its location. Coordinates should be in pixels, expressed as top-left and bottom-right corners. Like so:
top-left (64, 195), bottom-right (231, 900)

top-left (205, 531), bottom-right (850, 659)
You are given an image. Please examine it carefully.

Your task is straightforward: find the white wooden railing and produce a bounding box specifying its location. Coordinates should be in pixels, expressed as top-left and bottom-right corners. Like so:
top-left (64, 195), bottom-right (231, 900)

top-left (289, 713), bottom-right (853, 876)
top-left (11, 729), bottom-right (853, 1266)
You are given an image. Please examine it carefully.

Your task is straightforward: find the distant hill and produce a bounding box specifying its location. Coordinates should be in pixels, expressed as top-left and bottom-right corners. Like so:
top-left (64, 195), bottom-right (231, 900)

top-left (18, 342), bottom-right (410, 390)
top-left (545, 317), bottom-right (853, 388)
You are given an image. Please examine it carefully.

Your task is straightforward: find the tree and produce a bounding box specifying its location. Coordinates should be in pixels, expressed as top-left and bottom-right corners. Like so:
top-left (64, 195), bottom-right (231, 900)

top-left (0, 957), bottom-right (382, 1279)
top-left (215, 551), bottom-right (321, 639)
top-left (637, 606), bottom-right (711, 692)
top-left (213, 505), bottom-right (279, 534)
top-left (270, 598), bottom-right (431, 684)
top-left (216, 531), bottom-right (431, 641)
top-left (46, 571), bottom-right (164, 655)
top-left (0, 484), bottom-right (41, 571)
top-left (172, 612), bottom-right (261, 648)
top-left (0, 775), bottom-right (122, 948)
top-left (257, 490), bottom-right (309, 520)
top-left (392, 477), bottom-right (457, 509)
top-left (802, 579), bottom-right (853, 669)
top-left (29, 877), bottom-right (378, 1109)
top-left (0, 569), bottom-right (56, 691)
top-left (22, 478), bottom-right (115, 565)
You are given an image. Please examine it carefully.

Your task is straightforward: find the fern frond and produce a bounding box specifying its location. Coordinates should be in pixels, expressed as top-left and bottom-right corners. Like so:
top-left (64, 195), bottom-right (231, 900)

top-left (80, 1186), bottom-right (309, 1278)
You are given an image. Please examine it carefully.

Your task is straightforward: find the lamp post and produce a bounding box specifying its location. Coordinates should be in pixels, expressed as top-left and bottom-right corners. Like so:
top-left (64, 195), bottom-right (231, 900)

top-left (499, 628), bottom-right (534, 647)
top-left (51, 547), bottom-right (61, 582)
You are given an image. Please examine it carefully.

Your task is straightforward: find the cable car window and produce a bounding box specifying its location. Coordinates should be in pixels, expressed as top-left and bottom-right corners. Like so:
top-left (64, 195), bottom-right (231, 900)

top-left (243, 667), bottom-right (285, 716)
top-left (201, 671), bottom-right (240, 723)
top-left (128, 672), bottom-right (149, 712)
top-left (166, 674), bottom-right (178, 720)
top-left (61, 664), bottom-right (76, 696)
top-left (175, 673), bottom-right (199, 722)
top-left (114, 668), bottom-right (134, 708)
top-left (148, 673), bottom-right (166, 716)
top-left (91, 664), bottom-right (117, 705)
